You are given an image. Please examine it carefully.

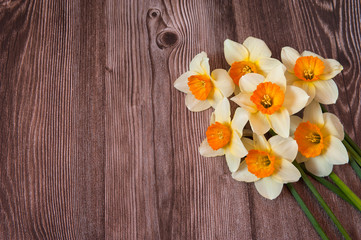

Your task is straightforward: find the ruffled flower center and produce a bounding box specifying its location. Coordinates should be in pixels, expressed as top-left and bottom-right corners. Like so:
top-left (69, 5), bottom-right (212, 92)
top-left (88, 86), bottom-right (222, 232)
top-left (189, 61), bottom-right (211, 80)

top-left (294, 121), bottom-right (324, 158)
top-left (229, 61), bottom-right (258, 86)
top-left (206, 122), bottom-right (232, 150)
top-left (294, 56), bottom-right (325, 82)
top-left (188, 74), bottom-right (213, 100)
top-left (250, 82), bottom-right (285, 115)
top-left (246, 149), bottom-right (276, 178)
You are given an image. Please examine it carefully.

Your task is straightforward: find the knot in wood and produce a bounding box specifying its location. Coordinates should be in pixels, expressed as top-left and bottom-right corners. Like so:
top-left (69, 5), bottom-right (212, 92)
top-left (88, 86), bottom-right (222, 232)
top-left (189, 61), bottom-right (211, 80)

top-left (148, 8), bottom-right (161, 19)
top-left (156, 30), bottom-right (179, 49)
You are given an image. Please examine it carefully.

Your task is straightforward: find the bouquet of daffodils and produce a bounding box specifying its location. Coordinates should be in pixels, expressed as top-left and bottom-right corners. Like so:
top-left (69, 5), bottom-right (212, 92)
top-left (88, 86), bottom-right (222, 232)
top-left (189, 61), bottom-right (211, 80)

top-left (174, 37), bottom-right (361, 239)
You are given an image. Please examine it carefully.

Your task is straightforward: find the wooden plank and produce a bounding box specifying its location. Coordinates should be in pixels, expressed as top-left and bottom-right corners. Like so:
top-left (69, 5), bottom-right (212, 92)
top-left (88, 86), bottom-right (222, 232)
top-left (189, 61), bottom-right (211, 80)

top-left (0, 1), bottom-right (105, 239)
top-left (332, 0), bottom-right (361, 145)
top-left (104, 1), bottom-right (154, 239)
top-left (104, 1), bottom-right (172, 238)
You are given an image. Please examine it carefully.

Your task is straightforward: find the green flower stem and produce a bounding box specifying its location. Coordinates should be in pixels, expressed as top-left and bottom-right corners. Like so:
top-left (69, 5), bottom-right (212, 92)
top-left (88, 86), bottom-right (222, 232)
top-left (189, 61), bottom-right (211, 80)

top-left (304, 169), bottom-right (357, 209)
top-left (320, 104), bottom-right (328, 113)
top-left (345, 133), bottom-right (361, 159)
top-left (350, 158), bottom-right (361, 180)
top-left (294, 162), bottom-right (351, 240)
top-left (286, 183), bottom-right (329, 240)
top-left (343, 140), bottom-right (361, 167)
top-left (329, 172), bottom-right (361, 212)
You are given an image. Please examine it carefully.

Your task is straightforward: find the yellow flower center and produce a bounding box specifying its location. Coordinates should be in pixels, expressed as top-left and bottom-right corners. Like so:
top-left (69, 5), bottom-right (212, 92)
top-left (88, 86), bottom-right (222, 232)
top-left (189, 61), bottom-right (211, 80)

top-left (229, 61), bottom-right (258, 86)
top-left (294, 121), bottom-right (324, 158)
top-left (206, 122), bottom-right (232, 150)
top-left (246, 149), bottom-right (277, 178)
top-left (187, 74), bottom-right (213, 100)
top-left (250, 82), bottom-right (285, 115)
top-left (294, 56), bottom-right (325, 82)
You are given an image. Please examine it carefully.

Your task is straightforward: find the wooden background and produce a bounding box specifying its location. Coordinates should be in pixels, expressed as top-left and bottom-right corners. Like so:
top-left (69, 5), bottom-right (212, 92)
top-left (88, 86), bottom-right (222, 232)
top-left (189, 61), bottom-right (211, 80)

top-left (0, 0), bottom-right (360, 239)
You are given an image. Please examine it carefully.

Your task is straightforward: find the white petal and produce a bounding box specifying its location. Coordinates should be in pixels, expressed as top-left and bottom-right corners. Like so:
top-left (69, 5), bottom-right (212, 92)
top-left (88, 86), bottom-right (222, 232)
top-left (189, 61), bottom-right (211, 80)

top-left (189, 52), bottom-right (210, 75)
top-left (257, 58), bottom-right (282, 75)
top-left (249, 111), bottom-right (270, 136)
top-left (208, 88), bottom-right (223, 108)
top-left (285, 71), bottom-right (300, 85)
top-left (239, 73), bottom-right (264, 93)
top-left (290, 116), bottom-right (302, 136)
top-left (281, 47), bottom-right (301, 73)
top-left (254, 177), bottom-right (283, 200)
top-left (214, 98), bottom-right (231, 124)
top-left (231, 93), bottom-right (258, 113)
top-left (210, 112), bottom-right (215, 124)
top-left (303, 101), bottom-right (324, 126)
top-left (174, 71), bottom-right (195, 93)
top-left (224, 39), bottom-right (249, 65)
top-left (227, 132), bottom-right (248, 158)
top-left (313, 79), bottom-right (339, 105)
top-left (323, 136), bottom-right (348, 165)
top-left (232, 161), bottom-right (259, 182)
top-left (293, 81), bottom-right (316, 105)
top-left (269, 136), bottom-right (298, 161)
top-left (199, 138), bottom-right (224, 157)
top-left (283, 86), bottom-right (309, 115)
top-left (243, 37), bottom-right (272, 62)
top-left (185, 94), bottom-right (211, 112)
top-left (321, 113), bottom-right (344, 139)
top-left (231, 108), bottom-right (249, 135)
top-left (253, 133), bottom-right (271, 152)
top-left (301, 51), bottom-right (325, 61)
top-left (268, 108), bottom-right (290, 138)
top-left (211, 69), bottom-right (235, 97)
top-left (225, 152), bottom-right (241, 173)
top-left (305, 155), bottom-right (333, 177)
top-left (264, 65), bottom-right (287, 92)
top-left (242, 137), bottom-right (255, 151)
top-left (320, 59), bottom-right (343, 80)
top-left (272, 159), bottom-right (301, 183)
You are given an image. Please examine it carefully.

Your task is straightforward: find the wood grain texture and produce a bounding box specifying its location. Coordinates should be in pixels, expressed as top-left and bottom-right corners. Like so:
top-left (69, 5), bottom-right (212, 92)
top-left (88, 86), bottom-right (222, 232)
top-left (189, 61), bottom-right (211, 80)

top-left (0, 0), bottom-right (360, 239)
top-left (0, 1), bottom-right (105, 239)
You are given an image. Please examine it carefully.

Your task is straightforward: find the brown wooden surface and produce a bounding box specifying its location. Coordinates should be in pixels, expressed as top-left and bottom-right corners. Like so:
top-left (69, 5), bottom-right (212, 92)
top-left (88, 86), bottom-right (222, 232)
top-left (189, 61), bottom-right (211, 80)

top-left (0, 0), bottom-right (360, 239)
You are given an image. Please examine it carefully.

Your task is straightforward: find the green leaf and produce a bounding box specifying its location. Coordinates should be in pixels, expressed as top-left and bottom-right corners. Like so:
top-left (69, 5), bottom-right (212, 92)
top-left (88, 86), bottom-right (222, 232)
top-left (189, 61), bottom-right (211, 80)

top-left (286, 183), bottom-right (329, 240)
top-left (294, 162), bottom-right (351, 240)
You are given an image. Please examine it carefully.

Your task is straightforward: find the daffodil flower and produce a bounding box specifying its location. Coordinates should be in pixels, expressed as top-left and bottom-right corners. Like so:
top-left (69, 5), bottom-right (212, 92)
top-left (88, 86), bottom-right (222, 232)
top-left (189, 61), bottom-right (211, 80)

top-left (231, 65), bottom-right (309, 138)
top-left (224, 37), bottom-right (281, 88)
top-left (290, 101), bottom-right (348, 177)
top-left (281, 47), bottom-right (343, 105)
top-left (199, 98), bottom-right (248, 172)
top-left (174, 52), bottom-right (235, 112)
top-left (232, 134), bottom-right (300, 200)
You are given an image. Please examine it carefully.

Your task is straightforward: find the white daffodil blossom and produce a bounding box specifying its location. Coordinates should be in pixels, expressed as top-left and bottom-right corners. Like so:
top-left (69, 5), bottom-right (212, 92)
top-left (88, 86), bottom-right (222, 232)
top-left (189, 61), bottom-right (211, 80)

top-left (290, 101), bottom-right (348, 177)
top-left (281, 47), bottom-right (343, 105)
top-left (174, 52), bottom-right (235, 112)
top-left (224, 37), bottom-right (281, 90)
top-left (199, 98), bottom-right (249, 172)
top-left (232, 134), bottom-right (300, 200)
top-left (231, 65), bottom-right (309, 138)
